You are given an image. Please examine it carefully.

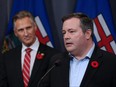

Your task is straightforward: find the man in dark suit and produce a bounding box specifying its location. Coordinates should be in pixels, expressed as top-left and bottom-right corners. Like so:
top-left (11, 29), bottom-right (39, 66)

top-left (0, 11), bottom-right (59, 87)
top-left (42, 13), bottom-right (116, 87)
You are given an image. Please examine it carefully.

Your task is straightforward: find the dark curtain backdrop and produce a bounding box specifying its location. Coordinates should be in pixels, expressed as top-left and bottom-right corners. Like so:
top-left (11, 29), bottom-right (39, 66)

top-left (0, 0), bottom-right (116, 52)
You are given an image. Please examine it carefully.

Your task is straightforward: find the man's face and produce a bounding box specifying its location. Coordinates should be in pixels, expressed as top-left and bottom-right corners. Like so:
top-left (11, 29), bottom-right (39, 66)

top-left (62, 18), bottom-right (89, 54)
top-left (14, 17), bottom-right (37, 47)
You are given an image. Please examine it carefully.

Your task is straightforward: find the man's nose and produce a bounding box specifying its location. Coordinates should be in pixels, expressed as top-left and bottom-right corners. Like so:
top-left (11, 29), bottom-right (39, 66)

top-left (24, 29), bottom-right (28, 36)
top-left (64, 32), bottom-right (70, 39)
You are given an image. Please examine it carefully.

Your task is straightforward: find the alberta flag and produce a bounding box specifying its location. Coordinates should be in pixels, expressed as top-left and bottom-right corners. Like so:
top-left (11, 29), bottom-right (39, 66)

top-left (75, 0), bottom-right (116, 54)
top-left (3, 0), bottom-right (53, 53)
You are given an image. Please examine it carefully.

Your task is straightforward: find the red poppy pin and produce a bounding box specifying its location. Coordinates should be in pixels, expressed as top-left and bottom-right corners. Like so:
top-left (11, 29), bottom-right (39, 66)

top-left (91, 61), bottom-right (99, 68)
top-left (36, 52), bottom-right (44, 60)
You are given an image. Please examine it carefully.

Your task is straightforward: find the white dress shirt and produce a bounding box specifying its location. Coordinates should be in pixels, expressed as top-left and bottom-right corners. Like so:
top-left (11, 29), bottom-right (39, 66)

top-left (21, 38), bottom-right (39, 76)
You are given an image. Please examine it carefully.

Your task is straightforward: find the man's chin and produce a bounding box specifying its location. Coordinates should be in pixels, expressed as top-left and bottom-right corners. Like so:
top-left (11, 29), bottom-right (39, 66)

top-left (66, 47), bottom-right (74, 52)
top-left (23, 42), bottom-right (32, 47)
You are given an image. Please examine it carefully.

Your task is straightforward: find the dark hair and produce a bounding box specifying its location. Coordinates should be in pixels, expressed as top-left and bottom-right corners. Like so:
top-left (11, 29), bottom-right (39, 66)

top-left (62, 13), bottom-right (94, 38)
top-left (13, 10), bottom-right (35, 25)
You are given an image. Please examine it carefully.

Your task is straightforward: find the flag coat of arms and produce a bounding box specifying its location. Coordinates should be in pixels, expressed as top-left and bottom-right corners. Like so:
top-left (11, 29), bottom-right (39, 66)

top-left (75, 0), bottom-right (116, 54)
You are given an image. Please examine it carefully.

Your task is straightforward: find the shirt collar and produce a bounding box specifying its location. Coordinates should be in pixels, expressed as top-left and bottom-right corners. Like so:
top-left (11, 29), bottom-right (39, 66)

top-left (22, 37), bottom-right (39, 52)
top-left (86, 42), bottom-right (95, 59)
top-left (69, 42), bottom-right (95, 60)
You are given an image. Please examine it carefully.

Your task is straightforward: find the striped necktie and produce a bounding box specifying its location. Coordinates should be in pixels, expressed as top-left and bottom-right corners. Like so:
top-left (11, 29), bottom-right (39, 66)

top-left (22, 48), bottom-right (32, 87)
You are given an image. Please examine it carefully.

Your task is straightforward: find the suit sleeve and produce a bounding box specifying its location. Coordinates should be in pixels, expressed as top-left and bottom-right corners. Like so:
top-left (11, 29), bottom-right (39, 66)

top-left (0, 53), bottom-right (8, 87)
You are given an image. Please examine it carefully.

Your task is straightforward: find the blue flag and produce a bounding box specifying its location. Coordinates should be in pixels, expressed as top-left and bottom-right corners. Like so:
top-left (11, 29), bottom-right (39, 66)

top-left (4, 0), bottom-right (53, 52)
top-left (75, 0), bottom-right (116, 54)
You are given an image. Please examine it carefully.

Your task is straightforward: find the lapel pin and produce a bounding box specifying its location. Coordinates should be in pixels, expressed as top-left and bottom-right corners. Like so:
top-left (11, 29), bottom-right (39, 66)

top-left (36, 52), bottom-right (44, 60)
top-left (91, 61), bottom-right (99, 68)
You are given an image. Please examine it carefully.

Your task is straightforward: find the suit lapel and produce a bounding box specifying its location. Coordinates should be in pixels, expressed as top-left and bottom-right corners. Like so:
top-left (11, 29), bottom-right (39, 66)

top-left (15, 46), bottom-right (24, 87)
top-left (80, 47), bottom-right (103, 87)
top-left (61, 53), bottom-right (70, 87)
top-left (28, 44), bottom-right (46, 86)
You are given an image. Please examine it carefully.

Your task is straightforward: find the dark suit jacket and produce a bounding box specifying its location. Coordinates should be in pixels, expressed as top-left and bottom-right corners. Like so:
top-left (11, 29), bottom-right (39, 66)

top-left (43, 46), bottom-right (116, 87)
top-left (0, 43), bottom-right (59, 87)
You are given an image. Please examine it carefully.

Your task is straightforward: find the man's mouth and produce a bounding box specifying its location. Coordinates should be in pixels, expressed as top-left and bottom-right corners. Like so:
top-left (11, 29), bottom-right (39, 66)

top-left (65, 42), bottom-right (73, 46)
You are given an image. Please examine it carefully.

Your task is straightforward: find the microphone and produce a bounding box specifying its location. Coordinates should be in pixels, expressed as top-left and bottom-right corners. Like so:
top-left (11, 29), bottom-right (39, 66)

top-left (37, 59), bottom-right (61, 87)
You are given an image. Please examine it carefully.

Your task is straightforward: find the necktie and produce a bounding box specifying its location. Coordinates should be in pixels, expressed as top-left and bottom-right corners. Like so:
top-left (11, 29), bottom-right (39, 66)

top-left (22, 48), bottom-right (32, 87)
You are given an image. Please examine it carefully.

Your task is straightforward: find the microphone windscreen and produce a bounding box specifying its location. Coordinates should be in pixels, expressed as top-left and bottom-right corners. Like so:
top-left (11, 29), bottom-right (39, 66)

top-left (54, 59), bottom-right (61, 66)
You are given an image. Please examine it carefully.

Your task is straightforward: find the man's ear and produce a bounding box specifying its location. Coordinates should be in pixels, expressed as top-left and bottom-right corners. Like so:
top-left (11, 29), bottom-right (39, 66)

top-left (85, 29), bottom-right (92, 39)
top-left (34, 23), bottom-right (37, 31)
top-left (14, 29), bottom-right (18, 37)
